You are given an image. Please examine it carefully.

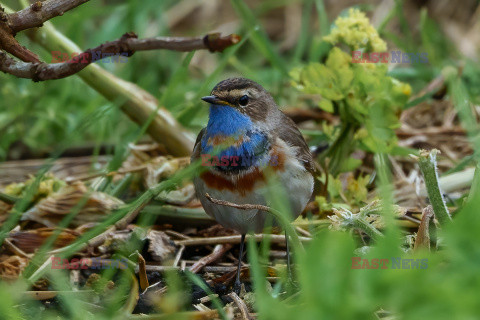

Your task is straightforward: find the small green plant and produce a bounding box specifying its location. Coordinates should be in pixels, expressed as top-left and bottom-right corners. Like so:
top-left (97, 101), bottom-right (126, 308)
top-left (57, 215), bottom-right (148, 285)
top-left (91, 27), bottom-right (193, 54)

top-left (4, 173), bottom-right (65, 204)
top-left (291, 8), bottom-right (411, 175)
top-left (316, 173), bottom-right (371, 213)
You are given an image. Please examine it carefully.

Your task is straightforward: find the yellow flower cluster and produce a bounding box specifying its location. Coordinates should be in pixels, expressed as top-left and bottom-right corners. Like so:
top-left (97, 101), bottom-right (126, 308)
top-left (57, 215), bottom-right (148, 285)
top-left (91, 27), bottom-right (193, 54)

top-left (4, 173), bottom-right (65, 203)
top-left (323, 8), bottom-right (387, 52)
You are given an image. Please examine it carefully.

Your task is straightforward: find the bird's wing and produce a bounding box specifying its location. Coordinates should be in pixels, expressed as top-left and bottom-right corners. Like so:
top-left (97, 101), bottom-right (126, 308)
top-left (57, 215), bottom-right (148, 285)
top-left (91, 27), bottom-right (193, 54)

top-left (277, 113), bottom-right (325, 200)
top-left (277, 112), bottom-right (316, 175)
top-left (191, 127), bottom-right (206, 162)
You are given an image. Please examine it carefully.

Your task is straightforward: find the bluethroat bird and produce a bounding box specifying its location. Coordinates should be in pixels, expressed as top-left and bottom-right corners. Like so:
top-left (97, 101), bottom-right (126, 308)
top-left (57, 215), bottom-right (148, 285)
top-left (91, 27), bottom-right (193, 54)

top-left (192, 78), bottom-right (315, 292)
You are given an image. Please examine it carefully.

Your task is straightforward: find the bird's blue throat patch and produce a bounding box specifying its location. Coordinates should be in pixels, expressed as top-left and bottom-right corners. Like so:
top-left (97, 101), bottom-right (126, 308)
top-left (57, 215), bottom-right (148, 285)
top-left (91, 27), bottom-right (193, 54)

top-left (201, 105), bottom-right (270, 171)
top-left (205, 105), bottom-right (251, 136)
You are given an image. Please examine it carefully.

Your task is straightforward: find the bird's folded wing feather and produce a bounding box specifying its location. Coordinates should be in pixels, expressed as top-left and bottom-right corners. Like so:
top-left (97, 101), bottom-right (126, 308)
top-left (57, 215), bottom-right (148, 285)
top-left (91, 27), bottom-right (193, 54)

top-left (191, 128), bottom-right (206, 162)
top-left (277, 113), bottom-right (317, 175)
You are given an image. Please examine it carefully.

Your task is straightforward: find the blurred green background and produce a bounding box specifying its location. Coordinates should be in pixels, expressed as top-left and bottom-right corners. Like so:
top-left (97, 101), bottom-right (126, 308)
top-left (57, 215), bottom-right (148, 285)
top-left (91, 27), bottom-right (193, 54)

top-left (2, 0), bottom-right (476, 161)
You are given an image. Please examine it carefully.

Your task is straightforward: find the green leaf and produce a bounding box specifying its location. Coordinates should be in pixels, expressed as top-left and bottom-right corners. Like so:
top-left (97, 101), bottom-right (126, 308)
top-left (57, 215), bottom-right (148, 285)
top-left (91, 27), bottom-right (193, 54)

top-left (326, 47), bottom-right (354, 92)
top-left (318, 99), bottom-right (334, 112)
top-left (339, 157), bottom-right (363, 172)
top-left (300, 63), bottom-right (344, 100)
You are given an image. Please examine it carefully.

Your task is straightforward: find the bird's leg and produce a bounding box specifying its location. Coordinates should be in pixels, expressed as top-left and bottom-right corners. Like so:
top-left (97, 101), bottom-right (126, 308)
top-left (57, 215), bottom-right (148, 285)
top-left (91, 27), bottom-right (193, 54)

top-left (285, 230), bottom-right (293, 281)
top-left (233, 234), bottom-right (246, 295)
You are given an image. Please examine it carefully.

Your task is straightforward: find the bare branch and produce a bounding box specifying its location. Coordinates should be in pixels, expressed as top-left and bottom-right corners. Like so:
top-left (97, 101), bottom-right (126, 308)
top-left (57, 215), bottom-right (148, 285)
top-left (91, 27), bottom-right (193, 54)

top-left (131, 33), bottom-right (241, 52)
top-left (205, 193), bottom-right (272, 213)
top-left (227, 292), bottom-right (253, 320)
top-left (189, 244), bottom-right (233, 274)
top-left (174, 234), bottom-right (311, 247)
top-left (7, 0), bottom-right (90, 33)
top-left (0, 20), bottom-right (41, 62)
top-left (0, 32), bottom-right (240, 81)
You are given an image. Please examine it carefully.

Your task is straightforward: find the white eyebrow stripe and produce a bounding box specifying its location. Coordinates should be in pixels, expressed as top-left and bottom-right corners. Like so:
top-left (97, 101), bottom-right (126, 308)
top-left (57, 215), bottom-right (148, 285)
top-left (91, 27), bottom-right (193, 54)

top-left (215, 87), bottom-right (261, 102)
top-left (246, 88), bottom-right (260, 98)
top-left (228, 89), bottom-right (248, 97)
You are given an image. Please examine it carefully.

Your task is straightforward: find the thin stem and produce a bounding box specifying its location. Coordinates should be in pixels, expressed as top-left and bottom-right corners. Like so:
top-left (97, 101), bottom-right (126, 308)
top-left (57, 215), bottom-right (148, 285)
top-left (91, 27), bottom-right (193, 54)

top-left (0, 32), bottom-right (240, 80)
top-left (0, 192), bottom-right (19, 204)
top-left (330, 207), bottom-right (384, 241)
top-left (351, 215), bottom-right (384, 241)
top-left (204, 193), bottom-right (303, 252)
top-left (417, 149), bottom-right (452, 225)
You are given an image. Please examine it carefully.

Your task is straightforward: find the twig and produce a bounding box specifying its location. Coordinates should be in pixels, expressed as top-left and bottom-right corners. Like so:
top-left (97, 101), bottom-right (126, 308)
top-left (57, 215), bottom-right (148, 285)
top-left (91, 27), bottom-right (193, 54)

top-left (127, 33), bottom-right (241, 53)
top-left (203, 266), bottom-right (237, 272)
top-left (0, 32), bottom-right (240, 81)
top-left (143, 265), bottom-right (238, 273)
top-left (295, 226), bottom-right (311, 237)
top-left (227, 292), bottom-right (253, 320)
top-left (7, 0), bottom-right (91, 33)
top-left (141, 265), bottom-right (178, 273)
top-left (204, 193), bottom-right (304, 252)
top-left (165, 230), bottom-right (191, 240)
top-left (198, 294), bottom-right (219, 304)
top-left (0, 20), bottom-right (41, 62)
top-left (172, 245), bottom-right (185, 267)
top-left (189, 244), bottom-right (233, 274)
top-left (205, 193), bottom-right (271, 212)
top-left (174, 234), bottom-right (311, 247)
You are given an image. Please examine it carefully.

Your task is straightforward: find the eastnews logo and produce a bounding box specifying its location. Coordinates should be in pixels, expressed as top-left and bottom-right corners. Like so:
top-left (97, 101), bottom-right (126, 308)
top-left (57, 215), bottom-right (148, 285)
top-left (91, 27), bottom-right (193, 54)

top-left (201, 154), bottom-right (279, 167)
top-left (351, 257), bottom-right (428, 269)
top-left (352, 51), bottom-right (429, 64)
top-left (51, 51), bottom-right (129, 63)
top-left (51, 257), bottom-right (128, 269)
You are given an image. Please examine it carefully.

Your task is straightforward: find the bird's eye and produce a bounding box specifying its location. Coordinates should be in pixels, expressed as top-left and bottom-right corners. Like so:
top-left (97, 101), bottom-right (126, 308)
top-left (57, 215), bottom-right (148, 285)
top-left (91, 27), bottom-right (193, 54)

top-left (239, 95), bottom-right (249, 106)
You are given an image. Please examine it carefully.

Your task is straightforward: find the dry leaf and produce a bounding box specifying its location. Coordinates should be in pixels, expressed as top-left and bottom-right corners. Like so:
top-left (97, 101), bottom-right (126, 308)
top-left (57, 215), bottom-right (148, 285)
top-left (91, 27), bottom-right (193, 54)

top-left (21, 182), bottom-right (123, 227)
top-left (121, 144), bottom-right (193, 204)
top-left (414, 205), bottom-right (435, 251)
top-left (8, 228), bottom-right (79, 254)
top-left (147, 230), bottom-right (176, 262)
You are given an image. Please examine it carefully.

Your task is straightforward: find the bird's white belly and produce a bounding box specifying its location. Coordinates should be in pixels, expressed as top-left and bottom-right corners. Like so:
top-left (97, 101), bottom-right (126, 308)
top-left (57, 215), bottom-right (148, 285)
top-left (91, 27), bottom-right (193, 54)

top-left (194, 157), bottom-right (314, 234)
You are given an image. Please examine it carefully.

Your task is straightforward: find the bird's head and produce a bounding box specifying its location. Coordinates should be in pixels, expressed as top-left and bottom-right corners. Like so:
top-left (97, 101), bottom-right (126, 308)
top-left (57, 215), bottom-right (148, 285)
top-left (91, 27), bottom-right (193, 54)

top-left (201, 78), bottom-right (277, 127)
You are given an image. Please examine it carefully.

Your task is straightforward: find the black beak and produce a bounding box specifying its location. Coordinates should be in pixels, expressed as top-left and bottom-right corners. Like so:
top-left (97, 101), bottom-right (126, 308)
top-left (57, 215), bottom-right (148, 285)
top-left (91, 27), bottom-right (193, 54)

top-left (201, 95), bottom-right (228, 105)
